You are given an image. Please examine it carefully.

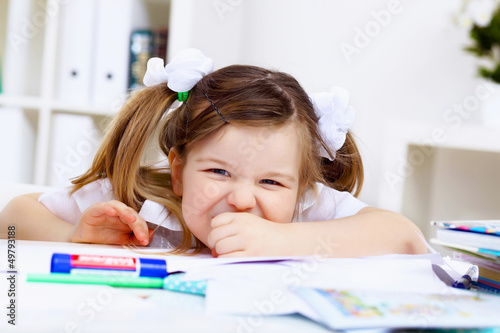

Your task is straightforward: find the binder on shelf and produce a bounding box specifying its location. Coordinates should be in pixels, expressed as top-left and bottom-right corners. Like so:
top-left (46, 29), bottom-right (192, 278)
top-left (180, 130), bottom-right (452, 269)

top-left (47, 113), bottom-right (103, 188)
top-left (56, 0), bottom-right (96, 103)
top-left (92, 0), bottom-right (148, 106)
top-left (3, 0), bottom-right (44, 96)
top-left (0, 107), bottom-right (35, 183)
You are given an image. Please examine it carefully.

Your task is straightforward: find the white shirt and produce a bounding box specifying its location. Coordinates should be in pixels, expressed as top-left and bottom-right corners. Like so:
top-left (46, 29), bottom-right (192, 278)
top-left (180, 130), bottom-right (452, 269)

top-left (39, 179), bottom-right (367, 246)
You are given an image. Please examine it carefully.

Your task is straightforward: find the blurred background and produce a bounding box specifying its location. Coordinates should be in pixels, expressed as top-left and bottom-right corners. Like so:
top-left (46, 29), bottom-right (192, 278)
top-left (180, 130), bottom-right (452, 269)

top-left (0, 0), bottom-right (499, 240)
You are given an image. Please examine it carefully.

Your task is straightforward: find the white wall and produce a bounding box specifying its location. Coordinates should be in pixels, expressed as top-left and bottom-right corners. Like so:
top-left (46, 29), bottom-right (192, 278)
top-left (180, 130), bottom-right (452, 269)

top-left (168, 0), bottom-right (487, 211)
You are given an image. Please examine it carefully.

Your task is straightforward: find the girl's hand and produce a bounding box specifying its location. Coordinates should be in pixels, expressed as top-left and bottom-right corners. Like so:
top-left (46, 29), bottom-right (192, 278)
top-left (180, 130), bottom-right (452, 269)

top-left (70, 200), bottom-right (153, 246)
top-left (207, 212), bottom-right (293, 257)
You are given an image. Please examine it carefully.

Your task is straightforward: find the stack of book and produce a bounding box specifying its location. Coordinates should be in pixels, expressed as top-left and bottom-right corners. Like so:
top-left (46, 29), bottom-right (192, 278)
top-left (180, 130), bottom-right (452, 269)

top-left (431, 220), bottom-right (500, 292)
top-left (128, 28), bottom-right (168, 90)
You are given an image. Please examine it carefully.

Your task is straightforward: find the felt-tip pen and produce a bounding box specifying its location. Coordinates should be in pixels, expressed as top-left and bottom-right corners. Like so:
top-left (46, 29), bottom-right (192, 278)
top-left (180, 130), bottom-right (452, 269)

top-left (452, 265), bottom-right (478, 289)
top-left (28, 273), bottom-right (164, 288)
top-left (51, 253), bottom-right (168, 278)
top-left (27, 273), bottom-right (207, 296)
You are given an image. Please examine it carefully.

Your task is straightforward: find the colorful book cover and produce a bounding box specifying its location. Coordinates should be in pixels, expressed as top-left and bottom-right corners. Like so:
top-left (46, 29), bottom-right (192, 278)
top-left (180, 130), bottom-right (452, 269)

top-left (430, 238), bottom-right (500, 260)
top-left (128, 28), bottom-right (168, 91)
top-left (128, 30), bottom-right (153, 90)
top-left (295, 287), bottom-right (500, 330)
top-left (431, 220), bottom-right (500, 236)
top-left (152, 27), bottom-right (168, 60)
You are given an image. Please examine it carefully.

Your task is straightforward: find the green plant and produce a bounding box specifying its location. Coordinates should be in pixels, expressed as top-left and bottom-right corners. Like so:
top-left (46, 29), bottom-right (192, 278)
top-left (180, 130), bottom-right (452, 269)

top-left (466, 5), bottom-right (500, 83)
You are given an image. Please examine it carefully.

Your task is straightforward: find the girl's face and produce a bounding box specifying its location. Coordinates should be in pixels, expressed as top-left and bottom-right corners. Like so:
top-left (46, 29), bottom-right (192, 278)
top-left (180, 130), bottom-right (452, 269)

top-left (170, 123), bottom-right (302, 248)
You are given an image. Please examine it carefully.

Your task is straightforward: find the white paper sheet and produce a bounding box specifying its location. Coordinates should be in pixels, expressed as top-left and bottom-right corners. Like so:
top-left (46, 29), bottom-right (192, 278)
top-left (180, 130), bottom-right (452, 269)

top-left (183, 255), bottom-right (449, 316)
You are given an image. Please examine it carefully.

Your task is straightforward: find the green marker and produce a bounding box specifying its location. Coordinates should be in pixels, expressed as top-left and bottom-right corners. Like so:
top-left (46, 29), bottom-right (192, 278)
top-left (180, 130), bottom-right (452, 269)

top-left (27, 273), bottom-right (164, 288)
top-left (27, 273), bottom-right (207, 295)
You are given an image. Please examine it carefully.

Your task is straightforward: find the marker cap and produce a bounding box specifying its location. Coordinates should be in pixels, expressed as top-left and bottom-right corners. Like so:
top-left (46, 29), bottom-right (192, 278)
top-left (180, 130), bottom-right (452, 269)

top-left (139, 258), bottom-right (168, 278)
top-left (51, 253), bottom-right (72, 273)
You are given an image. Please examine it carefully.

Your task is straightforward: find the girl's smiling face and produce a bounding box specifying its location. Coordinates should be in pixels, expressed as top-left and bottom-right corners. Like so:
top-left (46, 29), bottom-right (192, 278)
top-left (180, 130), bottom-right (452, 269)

top-left (169, 123), bottom-right (302, 248)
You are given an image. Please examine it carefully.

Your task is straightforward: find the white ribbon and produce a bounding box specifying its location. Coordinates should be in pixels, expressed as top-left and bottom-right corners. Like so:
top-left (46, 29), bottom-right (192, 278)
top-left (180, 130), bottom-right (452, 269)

top-left (143, 48), bottom-right (214, 92)
top-left (311, 86), bottom-right (355, 160)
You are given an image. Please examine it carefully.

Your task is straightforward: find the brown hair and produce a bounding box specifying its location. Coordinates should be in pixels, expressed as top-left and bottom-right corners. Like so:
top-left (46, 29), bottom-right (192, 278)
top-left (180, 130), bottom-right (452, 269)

top-left (71, 65), bottom-right (364, 253)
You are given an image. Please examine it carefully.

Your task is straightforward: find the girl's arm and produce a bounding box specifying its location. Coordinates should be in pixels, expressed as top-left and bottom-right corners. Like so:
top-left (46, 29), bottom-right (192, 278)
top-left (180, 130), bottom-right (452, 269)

top-left (0, 194), bottom-right (152, 246)
top-left (286, 207), bottom-right (428, 257)
top-left (209, 207), bottom-right (428, 257)
top-left (0, 193), bottom-right (74, 241)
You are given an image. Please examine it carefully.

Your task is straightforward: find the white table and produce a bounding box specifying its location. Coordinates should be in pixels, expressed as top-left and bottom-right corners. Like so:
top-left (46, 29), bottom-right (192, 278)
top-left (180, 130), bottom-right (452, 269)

top-left (0, 240), bottom-right (338, 333)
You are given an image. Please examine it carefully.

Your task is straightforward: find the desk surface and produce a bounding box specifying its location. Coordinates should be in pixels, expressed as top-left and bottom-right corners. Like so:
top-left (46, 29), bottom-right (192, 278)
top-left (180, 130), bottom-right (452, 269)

top-left (0, 240), bottom-right (339, 333)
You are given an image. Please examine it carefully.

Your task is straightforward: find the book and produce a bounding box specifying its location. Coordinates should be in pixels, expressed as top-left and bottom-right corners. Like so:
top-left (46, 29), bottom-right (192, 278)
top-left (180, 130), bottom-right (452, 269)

top-left (431, 220), bottom-right (500, 236)
top-left (152, 27), bottom-right (168, 60)
top-left (430, 238), bottom-right (500, 259)
top-left (0, 55), bottom-right (3, 94)
top-left (431, 220), bottom-right (500, 252)
top-left (431, 220), bottom-right (500, 292)
top-left (128, 30), bottom-right (153, 90)
top-left (128, 27), bottom-right (168, 90)
top-left (476, 265), bottom-right (500, 289)
top-left (295, 287), bottom-right (500, 330)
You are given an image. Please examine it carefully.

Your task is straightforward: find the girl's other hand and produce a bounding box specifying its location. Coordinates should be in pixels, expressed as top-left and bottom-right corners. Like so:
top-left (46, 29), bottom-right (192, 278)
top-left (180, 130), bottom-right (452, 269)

top-left (207, 212), bottom-right (293, 257)
top-left (70, 200), bottom-right (153, 246)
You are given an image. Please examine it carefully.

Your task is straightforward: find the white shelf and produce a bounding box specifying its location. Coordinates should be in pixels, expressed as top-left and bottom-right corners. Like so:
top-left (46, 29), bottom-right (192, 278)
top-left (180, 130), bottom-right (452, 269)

top-left (50, 101), bottom-right (118, 116)
top-left (0, 95), bottom-right (44, 109)
top-left (378, 119), bottom-right (500, 240)
top-left (0, 95), bottom-right (119, 116)
top-left (0, 0), bottom-right (170, 186)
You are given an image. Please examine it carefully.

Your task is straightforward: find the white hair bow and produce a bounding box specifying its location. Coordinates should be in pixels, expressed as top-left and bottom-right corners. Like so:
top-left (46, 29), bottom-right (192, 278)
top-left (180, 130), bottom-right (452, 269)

top-left (311, 86), bottom-right (355, 160)
top-left (143, 48), bottom-right (214, 92)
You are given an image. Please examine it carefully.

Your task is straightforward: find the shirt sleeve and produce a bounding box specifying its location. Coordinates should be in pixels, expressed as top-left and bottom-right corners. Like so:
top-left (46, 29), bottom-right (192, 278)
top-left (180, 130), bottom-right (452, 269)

top-left (38, 178), bottom-right (116, 225)
top-left (294, 183), bottom-right (368, 222)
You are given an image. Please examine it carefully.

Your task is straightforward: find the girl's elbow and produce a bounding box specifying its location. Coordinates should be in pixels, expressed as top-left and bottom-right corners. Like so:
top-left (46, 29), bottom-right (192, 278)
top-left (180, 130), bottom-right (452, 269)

top-left (404, 224), bottom-right (428, 255)
top-left (406, 235), bottom-right (428, 255)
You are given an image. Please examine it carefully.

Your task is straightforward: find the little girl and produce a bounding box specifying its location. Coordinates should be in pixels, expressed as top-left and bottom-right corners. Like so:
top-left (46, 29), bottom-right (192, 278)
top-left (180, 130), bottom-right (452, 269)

top-left (0, 49), bottom-right (426, 257)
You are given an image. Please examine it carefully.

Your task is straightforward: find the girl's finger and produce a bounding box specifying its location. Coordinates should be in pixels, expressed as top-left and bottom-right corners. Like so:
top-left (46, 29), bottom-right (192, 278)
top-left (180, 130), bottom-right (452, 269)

top-left (213, 234), bottom-right (244, 256)
top-left (86, 202), bottom-right (118, 219)
top-left (207, 219), bottom-right (239, 248)
top-left (210, 212), bottom-right (236, 229)
top-left (124, 214), bottom-right (149, 246)
top-left (106, 201), bottom-right (137, 222)
top-left (101, 201), bottom-right (150, 245)
top-left (217, 251), bottom-right (246, 258)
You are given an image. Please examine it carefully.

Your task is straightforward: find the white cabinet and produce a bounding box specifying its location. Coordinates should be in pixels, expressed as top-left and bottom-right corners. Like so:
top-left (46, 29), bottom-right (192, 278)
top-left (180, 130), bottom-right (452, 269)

top-left (0, 0), bottom-right (170, 186)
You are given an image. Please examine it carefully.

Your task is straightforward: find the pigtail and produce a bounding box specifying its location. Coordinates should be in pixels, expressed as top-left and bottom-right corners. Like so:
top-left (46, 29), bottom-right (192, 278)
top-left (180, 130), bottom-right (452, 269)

top-left (70, 84), bottom-right (202, 254)
top-left (71, 85), bottom-right (177, 209)
top-left (321, 132), bottom-right (364, 197)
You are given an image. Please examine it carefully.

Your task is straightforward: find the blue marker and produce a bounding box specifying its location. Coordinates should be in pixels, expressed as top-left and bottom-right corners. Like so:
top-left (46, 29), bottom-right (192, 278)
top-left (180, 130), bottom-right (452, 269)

top-left (51, 253), bottom-right (168, 278)
top-left (452, 266), bottom-right (478, 289)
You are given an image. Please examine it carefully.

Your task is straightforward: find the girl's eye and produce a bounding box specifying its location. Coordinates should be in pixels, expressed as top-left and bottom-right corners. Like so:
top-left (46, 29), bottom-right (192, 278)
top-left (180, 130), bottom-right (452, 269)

top-left (209, 169), bottom-right (229, 176)
top-left (260, 179), bottom-right (281, 186)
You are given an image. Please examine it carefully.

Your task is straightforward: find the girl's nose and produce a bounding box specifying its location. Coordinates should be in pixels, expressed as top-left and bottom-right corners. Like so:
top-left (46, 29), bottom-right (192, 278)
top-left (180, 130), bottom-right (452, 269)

top-left (226, 184), bottom-right (257, 211)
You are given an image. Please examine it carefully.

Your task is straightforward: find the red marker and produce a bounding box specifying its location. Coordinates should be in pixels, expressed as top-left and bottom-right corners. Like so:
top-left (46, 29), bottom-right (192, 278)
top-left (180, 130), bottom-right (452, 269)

top-left (51, 253), bottom-right (168, 278)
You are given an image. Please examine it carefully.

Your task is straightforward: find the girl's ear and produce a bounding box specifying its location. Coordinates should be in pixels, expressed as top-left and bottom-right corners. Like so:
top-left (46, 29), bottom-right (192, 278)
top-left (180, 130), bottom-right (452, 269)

top-left (168, 149), bottom-right (183, 196)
